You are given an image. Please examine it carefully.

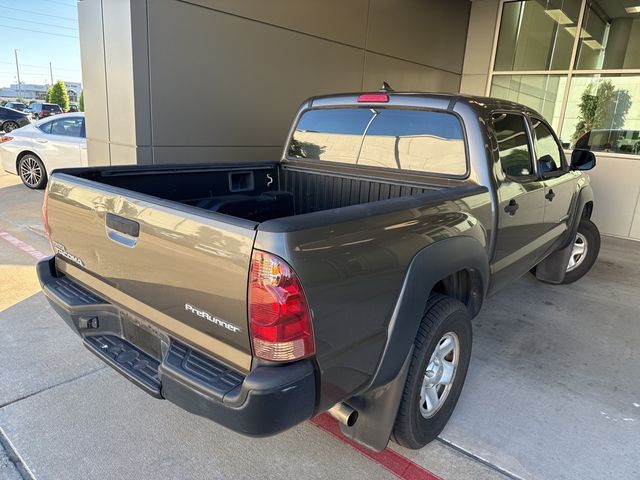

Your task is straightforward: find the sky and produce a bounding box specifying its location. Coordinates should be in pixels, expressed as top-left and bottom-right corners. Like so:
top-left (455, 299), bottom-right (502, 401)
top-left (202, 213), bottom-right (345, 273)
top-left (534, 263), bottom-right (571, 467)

top-left (0, 0), bottom-right (82, 88)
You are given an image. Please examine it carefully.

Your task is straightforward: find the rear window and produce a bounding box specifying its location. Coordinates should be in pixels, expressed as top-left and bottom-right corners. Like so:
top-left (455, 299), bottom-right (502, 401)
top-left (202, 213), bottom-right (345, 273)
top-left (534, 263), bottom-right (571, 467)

top-left (287, 107), bottom-right (467, 176)
top-left (44, 104), bottom-right (62, 112)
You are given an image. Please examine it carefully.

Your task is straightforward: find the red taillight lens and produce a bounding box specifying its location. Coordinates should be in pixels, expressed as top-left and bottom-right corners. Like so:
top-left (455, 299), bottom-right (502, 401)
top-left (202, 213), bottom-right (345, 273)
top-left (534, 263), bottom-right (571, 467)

top-left (0, 136), bottom-right (13, 143)
top-left (249, 250), bottom-right (315, 362)
top-left (357, 93), bottom-right (389, 103)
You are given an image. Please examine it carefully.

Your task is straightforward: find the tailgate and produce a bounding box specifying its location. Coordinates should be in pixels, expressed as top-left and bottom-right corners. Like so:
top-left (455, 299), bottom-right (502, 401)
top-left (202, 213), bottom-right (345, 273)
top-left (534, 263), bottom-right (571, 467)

top-left (46, 173), bottom-right (256, 372)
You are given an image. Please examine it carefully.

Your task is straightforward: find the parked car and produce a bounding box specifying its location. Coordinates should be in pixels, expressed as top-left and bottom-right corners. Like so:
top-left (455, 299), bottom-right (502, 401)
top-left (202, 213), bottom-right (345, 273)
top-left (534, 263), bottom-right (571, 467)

top-left (68, 104), bottom-right (79, 113)
top-left (28, 102), bottom-right (63, 120)
top-left (0, 113), bottom-right (86, 188)
top-left (38, 91), bottom-right (599, 453)
top-left (0, 106), bottom-right (31, 133)
top-left (4, 102), bottom-right (29, 113)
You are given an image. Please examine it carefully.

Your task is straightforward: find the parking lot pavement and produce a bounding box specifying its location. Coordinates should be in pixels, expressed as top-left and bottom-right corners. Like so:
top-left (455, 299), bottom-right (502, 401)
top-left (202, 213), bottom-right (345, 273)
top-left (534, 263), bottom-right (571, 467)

top-left (0, 169), bottom-right (638, 480)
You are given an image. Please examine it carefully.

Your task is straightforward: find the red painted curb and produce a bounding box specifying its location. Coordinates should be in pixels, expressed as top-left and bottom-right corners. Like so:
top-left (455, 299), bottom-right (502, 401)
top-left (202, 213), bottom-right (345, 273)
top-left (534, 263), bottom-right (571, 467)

top-left (0, 229), bottom-right (48, 260)
top-left (311, 414), bottom-right (441, 480)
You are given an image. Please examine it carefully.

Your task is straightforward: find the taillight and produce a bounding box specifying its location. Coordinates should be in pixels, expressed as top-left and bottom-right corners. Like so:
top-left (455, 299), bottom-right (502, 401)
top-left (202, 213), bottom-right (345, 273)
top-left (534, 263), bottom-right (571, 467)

top-left (357, 93), bottom-right (389, 103)
top-left (249, 250), bottom-right (315, 362)
top-left (0, 136), bottom-right (13, 143)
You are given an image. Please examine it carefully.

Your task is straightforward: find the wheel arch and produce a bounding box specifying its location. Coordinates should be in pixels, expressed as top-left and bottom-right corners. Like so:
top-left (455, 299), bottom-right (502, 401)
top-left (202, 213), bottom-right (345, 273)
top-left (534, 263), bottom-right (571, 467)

top-left (16, 150), bottom-right (43, 172)
top-left (338, 236), bottom-right (488, 451)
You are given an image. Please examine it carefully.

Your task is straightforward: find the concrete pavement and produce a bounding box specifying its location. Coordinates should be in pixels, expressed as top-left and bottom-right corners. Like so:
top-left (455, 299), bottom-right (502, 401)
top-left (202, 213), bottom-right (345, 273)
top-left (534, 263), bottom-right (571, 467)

top-left (1, 169), bottom-right (638, 479)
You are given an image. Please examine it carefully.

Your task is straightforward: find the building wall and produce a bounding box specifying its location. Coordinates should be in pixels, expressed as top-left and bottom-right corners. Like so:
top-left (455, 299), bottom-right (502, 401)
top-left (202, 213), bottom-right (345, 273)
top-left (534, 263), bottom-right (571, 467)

top-left (79, 0), bottom-right (471, 166)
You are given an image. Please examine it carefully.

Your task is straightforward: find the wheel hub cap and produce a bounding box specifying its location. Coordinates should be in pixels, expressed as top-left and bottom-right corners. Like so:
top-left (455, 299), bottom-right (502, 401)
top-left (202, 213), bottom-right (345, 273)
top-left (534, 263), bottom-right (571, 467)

top-left (419, 332), bottom-right (460, 419)
top-left (566, 232), bottom-right (588, 273)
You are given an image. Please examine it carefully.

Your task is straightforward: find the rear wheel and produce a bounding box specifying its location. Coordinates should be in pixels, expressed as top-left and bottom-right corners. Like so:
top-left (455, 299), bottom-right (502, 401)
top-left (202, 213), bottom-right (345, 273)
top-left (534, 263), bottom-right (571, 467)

top-left (18, 154), bottom-right (47, 189)
top-left (561, 218), bottom-right (600, 284)
top-left (393, 294), bottom-right (472, 449)
top-left (2, 121), bottom-right (19, 132)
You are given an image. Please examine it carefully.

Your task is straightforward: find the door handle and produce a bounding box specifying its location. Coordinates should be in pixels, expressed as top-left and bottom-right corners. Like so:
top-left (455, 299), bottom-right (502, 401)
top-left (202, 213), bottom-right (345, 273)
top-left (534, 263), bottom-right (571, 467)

top-left (35, 139), bottom-right (48, 143)
top-left (545, 189), bottom-right (556, 201)
top-left (504, 199), bottom-right (519, 216)
top-left (105, 213), bottom-right (139, 248)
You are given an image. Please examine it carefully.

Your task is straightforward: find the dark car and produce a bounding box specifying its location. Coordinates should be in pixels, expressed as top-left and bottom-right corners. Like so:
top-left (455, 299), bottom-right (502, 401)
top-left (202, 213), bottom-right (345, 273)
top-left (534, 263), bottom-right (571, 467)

top-left (29, 102), bottom-right (63, 120)
top-left (0, 106), bottom-right (31, 133)
top-left (4, 102), bottom-right (29, 113)
top-left (68, 104), bottom-right (79, 113)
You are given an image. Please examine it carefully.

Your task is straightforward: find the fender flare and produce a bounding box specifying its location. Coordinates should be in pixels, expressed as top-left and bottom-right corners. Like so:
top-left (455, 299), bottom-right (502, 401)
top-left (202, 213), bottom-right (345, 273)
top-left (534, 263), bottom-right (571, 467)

top-left (370, 235), bottom-right (489, 390)
top-left (339, 235), bottom-right (489, 451)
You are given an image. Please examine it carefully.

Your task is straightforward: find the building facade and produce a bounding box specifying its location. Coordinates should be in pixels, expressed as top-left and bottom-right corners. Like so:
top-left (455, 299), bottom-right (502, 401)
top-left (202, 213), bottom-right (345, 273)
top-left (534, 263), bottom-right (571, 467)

top-left (78, 0), bottom-right (640, 240)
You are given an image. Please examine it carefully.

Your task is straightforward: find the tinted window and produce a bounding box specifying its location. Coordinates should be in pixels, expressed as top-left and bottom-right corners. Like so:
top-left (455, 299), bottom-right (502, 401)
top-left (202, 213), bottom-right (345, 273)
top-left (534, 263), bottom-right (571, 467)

top-left (288, 108), bottom-right (467, 176)
top-left (492, 113), bottom-right (533, 177)
top-left (532, 118), bottom-right (563, 173)
top-left (45, 117), bottom-right (84, 137)
top-left (44, 104), bottom-right (62, 112)
top-left (38, 121), bottom-right (53, 134)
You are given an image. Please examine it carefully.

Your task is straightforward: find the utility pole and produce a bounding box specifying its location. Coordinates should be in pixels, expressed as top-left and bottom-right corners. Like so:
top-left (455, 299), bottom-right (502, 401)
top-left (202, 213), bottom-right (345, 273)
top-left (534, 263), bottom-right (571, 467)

top-left (14, 50), bottom-right (21, 99)
top-left (49, 62), bottom-right (54, 85)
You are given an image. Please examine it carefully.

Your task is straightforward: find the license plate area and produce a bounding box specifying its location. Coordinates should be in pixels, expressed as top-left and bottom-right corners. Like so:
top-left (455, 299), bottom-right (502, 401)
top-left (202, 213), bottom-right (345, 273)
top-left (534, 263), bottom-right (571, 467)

top-left (120, 311), bottom-right (164, 360)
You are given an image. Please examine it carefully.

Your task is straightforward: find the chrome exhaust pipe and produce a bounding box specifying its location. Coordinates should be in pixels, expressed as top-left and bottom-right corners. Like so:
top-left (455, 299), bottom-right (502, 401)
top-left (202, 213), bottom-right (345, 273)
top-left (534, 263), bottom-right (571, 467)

top-left (328, 402), bottom-right (358, 427)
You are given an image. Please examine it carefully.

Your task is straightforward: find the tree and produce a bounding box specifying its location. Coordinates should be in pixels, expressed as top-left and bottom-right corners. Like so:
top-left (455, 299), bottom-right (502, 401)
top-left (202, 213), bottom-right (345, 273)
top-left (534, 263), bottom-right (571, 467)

top-left (48, 80), bottom-right (70, 111)
top-left (572, 80), bottom-right (615, 142)
top-left (79, 90), bottom-right (84, 112)
top-left (45, 86), bottom-right (53, 103)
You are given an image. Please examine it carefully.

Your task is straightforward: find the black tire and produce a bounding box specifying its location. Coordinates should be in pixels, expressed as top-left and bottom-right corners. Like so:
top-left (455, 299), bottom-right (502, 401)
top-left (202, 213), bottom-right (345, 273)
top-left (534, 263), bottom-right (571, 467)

top-left (393, 294), bottom-right (472, 449)
top-left (17, 154), bottom-right (48, 189)
top-left (2, 121), bottom-right (19, 133)
top-left (561, 218), bottom-right (600, 284)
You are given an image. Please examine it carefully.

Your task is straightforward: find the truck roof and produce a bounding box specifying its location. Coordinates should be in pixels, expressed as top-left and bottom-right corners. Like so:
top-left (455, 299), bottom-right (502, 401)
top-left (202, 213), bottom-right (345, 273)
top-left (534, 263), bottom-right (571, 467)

top-left (308, 91), bottom-right (542, 119)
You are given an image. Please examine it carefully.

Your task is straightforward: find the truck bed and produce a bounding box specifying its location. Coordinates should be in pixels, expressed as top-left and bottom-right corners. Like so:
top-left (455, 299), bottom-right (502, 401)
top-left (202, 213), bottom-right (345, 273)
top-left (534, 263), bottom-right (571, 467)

top-left (66, 163), bottom-right (438, 223)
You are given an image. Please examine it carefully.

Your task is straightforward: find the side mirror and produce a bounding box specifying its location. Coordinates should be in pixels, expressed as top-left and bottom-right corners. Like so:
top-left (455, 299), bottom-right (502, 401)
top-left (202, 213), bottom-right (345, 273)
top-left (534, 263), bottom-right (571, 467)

top-left (538, 154), bottom-right (557, 173)
top-left (570, 149), bottom-right (596, 171)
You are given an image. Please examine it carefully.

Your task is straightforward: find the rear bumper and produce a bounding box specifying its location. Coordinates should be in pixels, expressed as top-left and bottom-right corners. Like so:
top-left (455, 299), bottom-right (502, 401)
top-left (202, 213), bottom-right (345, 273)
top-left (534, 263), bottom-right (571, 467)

top-left (37, 256), bottom-right (317, 437)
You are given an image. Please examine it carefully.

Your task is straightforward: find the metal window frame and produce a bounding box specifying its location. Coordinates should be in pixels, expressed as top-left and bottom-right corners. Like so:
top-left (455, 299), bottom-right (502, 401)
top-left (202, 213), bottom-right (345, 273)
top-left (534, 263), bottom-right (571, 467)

top-left (485, 0), bottom-right (640, 161)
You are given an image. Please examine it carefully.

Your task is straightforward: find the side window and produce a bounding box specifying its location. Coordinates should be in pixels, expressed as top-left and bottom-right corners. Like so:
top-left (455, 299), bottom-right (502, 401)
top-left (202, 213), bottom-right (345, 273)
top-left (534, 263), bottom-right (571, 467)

top-left (532, 118), bottom-right (563, 173)
top-left (492, 113), bottom-right (533, 178)
top-left (38, 121), bottom-right (53, 134)
top-left (48, 117), bottom-right (84, 137)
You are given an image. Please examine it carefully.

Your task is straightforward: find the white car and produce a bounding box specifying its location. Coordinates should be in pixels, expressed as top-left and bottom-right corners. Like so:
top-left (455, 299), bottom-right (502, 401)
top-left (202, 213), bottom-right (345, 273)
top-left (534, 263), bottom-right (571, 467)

top-left (0, 113), bottom-right (87, 189)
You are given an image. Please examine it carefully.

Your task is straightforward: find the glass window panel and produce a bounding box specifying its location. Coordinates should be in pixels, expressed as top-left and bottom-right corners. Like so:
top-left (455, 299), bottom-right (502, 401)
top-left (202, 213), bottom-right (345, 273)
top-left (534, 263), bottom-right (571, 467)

top-left (490, 74), bottom-right (567, 132)
top-left (359, 109), bottom-right (466, 175)
top-left (575, 1), bottom-right (640, 70)
top-left (532, 117), bottom-right (565, 172)
top-left (492, 113), bottom-right (533, 177)
top-left (288, 108), bottom-right (467, 175)
top-left (494, 0), bottom-right (581, 71)
top-left (288, 108), bottom-right (374, 164)
top-left (562, 75), bottom-right (640, 156)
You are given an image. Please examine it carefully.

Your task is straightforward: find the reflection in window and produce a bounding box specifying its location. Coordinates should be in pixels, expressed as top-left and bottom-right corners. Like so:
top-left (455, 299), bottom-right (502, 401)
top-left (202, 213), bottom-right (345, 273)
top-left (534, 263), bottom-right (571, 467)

top-left (288, 108), bottom-right (467, 176)
top-left (358, 110), bottom-right (466, 175)
top-left (563, 75), bottom-right (640, 155)
top-left (575, 1), bottom-right (640, 70)
top-left (492, 113), bottom-right (533, 177)
top-left (490, 75), bottom-right (566, 131)
top-left (494, 0), bottom-right (581, 71)
top-left (532, 118), bottom-right (564, 172)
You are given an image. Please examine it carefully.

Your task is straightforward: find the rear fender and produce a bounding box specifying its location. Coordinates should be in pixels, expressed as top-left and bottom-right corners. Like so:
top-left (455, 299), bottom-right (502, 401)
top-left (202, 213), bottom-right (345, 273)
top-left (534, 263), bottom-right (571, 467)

top-left (339, 235), bottom-right (489, 450)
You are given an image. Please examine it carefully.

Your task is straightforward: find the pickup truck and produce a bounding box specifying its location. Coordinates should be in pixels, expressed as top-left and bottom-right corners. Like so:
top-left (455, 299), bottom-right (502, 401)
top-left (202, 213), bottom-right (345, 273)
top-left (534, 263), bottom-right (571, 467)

top-left (37, 90), bottom-right (599, 451)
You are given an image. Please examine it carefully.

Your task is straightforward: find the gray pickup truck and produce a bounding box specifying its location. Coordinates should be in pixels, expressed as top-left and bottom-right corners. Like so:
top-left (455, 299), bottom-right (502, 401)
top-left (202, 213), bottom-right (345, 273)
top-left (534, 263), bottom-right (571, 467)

top-left (37, 90), bottom-right (599, 451)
